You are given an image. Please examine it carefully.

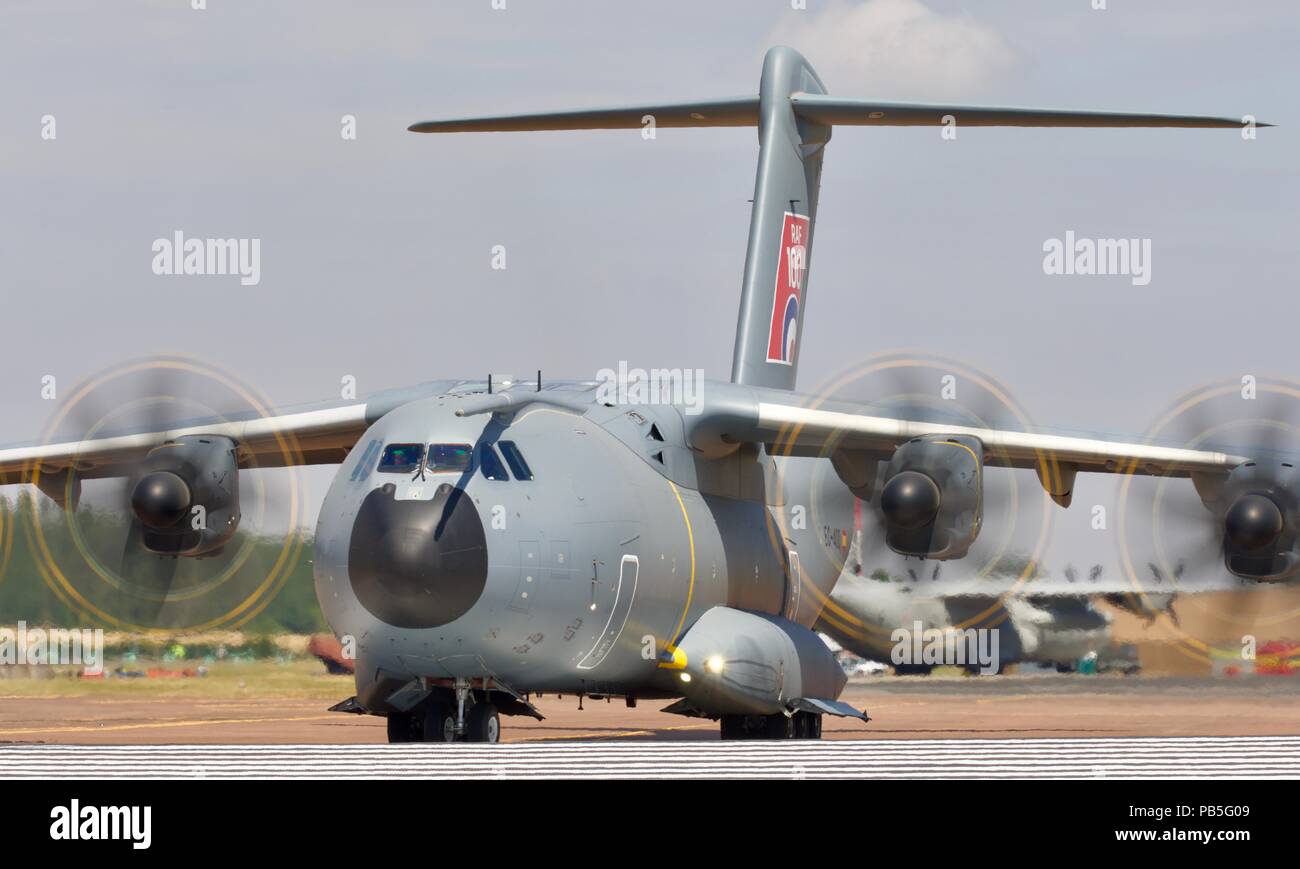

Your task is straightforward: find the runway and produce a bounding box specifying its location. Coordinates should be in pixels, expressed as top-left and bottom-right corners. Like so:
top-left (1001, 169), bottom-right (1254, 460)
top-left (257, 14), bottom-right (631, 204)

top-left (5, 676), bottom-right (1300, 746)
top-left (2, 736), bottom-right (1298, 779)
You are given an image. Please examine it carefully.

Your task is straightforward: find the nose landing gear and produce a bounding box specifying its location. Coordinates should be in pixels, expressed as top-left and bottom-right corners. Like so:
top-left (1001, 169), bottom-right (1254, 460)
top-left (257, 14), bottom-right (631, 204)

top-left (386, 679), bottom-right (503, 744)
top-left (385, 703), bottom-right (501, 743)
top-left (382, 676), bottom-right (539, 744)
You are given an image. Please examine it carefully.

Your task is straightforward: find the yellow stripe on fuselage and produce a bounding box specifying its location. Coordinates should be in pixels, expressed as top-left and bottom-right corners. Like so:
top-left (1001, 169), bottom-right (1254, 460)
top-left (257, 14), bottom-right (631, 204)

top-left (659, 480), bottom-right (697, 669)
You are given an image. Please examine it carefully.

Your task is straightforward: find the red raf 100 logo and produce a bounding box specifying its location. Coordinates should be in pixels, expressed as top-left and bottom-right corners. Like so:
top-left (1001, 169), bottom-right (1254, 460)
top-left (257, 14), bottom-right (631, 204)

top-left (765, 212), bottom-right (810, 365)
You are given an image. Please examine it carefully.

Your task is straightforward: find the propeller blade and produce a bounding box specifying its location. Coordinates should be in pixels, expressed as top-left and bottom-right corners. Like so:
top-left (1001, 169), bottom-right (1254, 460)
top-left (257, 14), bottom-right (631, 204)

top-left (119, 519), bottom-right (181, 624)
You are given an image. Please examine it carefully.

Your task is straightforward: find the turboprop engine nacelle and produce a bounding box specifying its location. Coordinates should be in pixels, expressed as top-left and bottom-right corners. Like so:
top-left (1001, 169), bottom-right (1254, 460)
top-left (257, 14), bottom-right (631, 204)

top-left (129, 434), bottom-right (241, 556)
top-left (1218, 460), bottom-right (1300, 582)
top-left (878, 434), bottom-right (983, 560)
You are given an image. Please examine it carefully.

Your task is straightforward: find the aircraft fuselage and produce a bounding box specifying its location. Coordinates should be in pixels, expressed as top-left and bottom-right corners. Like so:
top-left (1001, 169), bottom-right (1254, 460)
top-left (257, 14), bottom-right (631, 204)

top-left (313, 383), bottom-right (856, 710)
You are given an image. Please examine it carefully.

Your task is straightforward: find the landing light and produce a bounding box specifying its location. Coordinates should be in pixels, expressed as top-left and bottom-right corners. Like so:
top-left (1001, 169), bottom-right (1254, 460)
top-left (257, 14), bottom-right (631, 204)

top-left (705, 655), bottom-right (726, 674)
top-left (679, 673), bottom-right (692, 683)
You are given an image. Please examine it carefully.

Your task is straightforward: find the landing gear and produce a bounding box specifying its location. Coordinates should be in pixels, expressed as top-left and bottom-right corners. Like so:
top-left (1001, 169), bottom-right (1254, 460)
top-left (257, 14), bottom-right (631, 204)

top-left (466, 703), bottom-right (501, 743)
top-left (386, 712), bottom-right (420, 743)
top-left (794, 710), bottom-right (821, 738)
top-left (719, 711), bottom-right (823, 740)
top-left (720, 715), bottom-right (747, 740)
top-left (423, 702), bottom-right (458, 742)
top-left (765, 712), bottom-right (796, 739)
top-left (387, 699), bottom-right (501, 743)
top-left (385, 681), bottom-right (507, 744)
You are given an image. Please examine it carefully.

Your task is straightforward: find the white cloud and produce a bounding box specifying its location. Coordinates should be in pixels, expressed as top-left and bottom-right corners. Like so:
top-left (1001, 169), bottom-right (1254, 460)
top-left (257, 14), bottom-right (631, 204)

top-left (772, 0), bottom-right (1017, 99)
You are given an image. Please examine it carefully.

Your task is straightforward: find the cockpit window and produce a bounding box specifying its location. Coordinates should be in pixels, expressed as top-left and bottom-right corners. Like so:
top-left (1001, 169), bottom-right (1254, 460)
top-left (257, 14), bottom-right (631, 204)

top-left (498, 441), bottom-right (533, 480)
top-left (427, 443), bottom-right (473, 473)
top-left (378, 443), bottom-right (424, 474)
top-left (478, 444), bottom-right (510, 481)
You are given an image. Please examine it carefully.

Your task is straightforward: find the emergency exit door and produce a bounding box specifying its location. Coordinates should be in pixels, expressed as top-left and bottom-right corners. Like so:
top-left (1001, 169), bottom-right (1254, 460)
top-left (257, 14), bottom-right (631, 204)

top-left (783, 547), bottom-right (801, 622)
top-left (577, 554), bottom-right (639, 670)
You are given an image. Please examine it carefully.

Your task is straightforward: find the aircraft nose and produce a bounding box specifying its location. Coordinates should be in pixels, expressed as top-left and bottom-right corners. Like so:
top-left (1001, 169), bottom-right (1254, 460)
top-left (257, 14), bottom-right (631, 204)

top-left (348, 482), bottom-right (488, 629)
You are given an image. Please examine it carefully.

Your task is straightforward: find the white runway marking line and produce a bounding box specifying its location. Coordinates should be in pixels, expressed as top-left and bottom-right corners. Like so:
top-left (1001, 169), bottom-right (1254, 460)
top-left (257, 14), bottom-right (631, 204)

top-left (2, 737), bottom-right (1299, 779)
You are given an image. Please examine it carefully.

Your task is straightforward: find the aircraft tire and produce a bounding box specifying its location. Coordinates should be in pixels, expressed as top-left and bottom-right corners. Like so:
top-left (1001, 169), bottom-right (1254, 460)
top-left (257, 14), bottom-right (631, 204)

top-left (764, 713), bottom-right (796, 739)
top-left (719, 715), bottom-right (748, 740)
top-left (466, 703), bottom-right (500, 743)
top-left (422, 702), bottom-right (458, 742)
top-left (794, 711), bottom-right (821, 739)
top-left (386, 713), bottom-right (418, 744)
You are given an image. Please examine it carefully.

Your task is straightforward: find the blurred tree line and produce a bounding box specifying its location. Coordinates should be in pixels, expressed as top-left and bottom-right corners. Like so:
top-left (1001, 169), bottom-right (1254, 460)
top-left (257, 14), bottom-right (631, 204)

top-left (0, 491), bottom-right (328, 634)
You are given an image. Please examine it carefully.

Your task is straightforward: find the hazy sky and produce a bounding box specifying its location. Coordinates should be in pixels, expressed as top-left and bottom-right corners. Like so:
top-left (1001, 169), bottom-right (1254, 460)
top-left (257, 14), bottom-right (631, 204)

top-left (1, 1), bottom-right (1296, 551)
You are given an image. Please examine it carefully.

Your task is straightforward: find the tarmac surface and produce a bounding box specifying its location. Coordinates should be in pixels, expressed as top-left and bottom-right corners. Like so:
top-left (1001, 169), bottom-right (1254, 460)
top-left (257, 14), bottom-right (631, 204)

top-left (4, 736), bottom-right (1298, 778)
top-left (2, 676), bottom-right (1298, 745)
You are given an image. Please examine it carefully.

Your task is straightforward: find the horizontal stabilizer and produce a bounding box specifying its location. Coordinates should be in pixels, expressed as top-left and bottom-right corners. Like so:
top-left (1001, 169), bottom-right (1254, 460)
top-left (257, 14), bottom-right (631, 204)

top-left (409, 97), bottom-right (758, 133)
top-left (789, 94), bottom-right (1261, 128)
top-left (411, 94), bottom-right (1263, 135)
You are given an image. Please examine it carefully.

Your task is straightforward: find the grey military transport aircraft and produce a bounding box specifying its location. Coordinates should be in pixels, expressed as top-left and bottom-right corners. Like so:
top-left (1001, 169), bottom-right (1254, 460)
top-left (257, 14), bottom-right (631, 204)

top-left (0, 47), bottom-right (1274, 742)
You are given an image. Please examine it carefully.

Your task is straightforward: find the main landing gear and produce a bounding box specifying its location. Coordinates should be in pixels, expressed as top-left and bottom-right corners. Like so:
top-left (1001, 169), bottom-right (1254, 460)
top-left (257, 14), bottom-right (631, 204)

top-left (719, 710), bottom-right (822, 740)
top-left (386, 679), bottom-right (502, 744)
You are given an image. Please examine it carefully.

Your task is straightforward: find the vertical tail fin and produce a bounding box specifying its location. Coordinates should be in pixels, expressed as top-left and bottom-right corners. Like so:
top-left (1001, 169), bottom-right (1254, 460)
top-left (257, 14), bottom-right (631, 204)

top-left (409, 47), bottom-right (1255, 392)
top-left (729, 46), bottom-right (829, 391)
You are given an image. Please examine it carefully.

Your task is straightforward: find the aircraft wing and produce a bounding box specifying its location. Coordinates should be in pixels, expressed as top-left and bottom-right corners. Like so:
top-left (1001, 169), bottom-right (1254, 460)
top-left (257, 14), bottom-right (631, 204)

top-left (687, 388), bottom-right (1248, 502)
top-left (750, 400), bottom-right (1244, 474)
top-left (0, 379), bottom-right (463, 486)
top-left (0, 404), bottom-right (370, 485)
